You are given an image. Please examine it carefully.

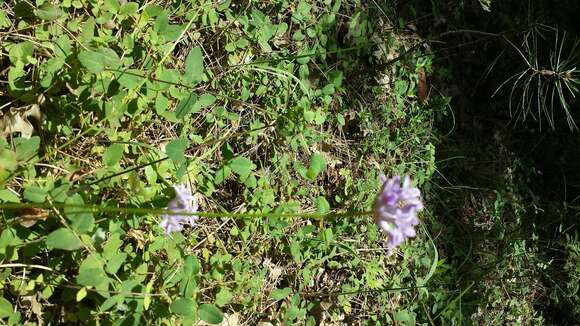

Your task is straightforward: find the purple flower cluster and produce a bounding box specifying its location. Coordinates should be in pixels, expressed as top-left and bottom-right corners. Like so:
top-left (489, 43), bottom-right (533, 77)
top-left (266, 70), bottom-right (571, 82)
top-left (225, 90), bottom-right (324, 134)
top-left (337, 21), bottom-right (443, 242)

top-left (159, 185), bottom-right (199, 234)
top-left (373, 175), bottom-right (424, 248)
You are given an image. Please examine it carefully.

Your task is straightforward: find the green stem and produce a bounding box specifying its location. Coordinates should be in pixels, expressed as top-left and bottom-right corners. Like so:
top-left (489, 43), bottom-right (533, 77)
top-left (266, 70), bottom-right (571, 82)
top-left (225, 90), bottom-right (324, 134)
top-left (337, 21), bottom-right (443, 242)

top-left (1, 202), bottom-right (372, 219)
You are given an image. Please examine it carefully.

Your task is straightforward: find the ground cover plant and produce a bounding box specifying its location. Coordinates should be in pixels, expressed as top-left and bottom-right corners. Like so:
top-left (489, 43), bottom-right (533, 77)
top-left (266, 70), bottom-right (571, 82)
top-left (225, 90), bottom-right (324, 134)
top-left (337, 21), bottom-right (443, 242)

top-left (2, 0), bottom-right (580, 324)
top-left (0, 0), bottom-right (451, 324)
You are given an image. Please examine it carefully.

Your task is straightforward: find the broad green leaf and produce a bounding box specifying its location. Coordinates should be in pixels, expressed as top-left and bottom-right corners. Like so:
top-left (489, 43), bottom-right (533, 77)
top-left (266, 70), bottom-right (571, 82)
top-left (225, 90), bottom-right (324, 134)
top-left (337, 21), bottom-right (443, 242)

top-left (175, 93), bottom-right (198, 119)
top-left (0, 149), bottom-right (18, 180)
top-left (34, 3), bottom-right (63, 21)
top-left (155, 93), bottom-right (169, 114)
top-left (214, 165), bottom-right (231, 185)
top-left (170, 298), bottom-right (196, 317)
top-left (395, 309), bottom-right (416, 324)
top-left (306, 152), bottom-right (326, 180)
top-left (77, 254), bottom-right (109, 287)
top-left (102, 234), bottom-right (123, 260)
top-left (46, 228), bottom-right (82, 251)
top-left (103, 144), bottom-right (124, 166)
top-left (78, 48), bottom-right (120, 73)
top-left (0, 297), bottom-right (12, 318)
top-left (119, 2), bottom-right (139, 15)
top-left (0, 189), bottom-right (19, 203)
top-left (0, 228), bottom-right (22, 255)
top-left (183, 256), bottom-right (200, 277)
top-left (198, 304), bottom-right (223, 324)
top-left (197, 94), bottom-right (216, 107)
top-left (76, 287), bottom-right (87, 302)
top-left (50, 184), bottom-right (70, 202)
top-left (395, 80), bottom-right (409, 96)
top-left (100, 295), bottom-right (121, 311)
top-left (184, 46), bottom-right (204, 84)
top-left (154, 11), bottom-right (169, 33)
top-left (14, 136), bottom-right (40, 161)
top-left (0, 9), bottom-right (11, 29)
top-left (165, 138), bottom-right (189, 164)
top-left (243, 174), bottom-right (257, 188)
top-left (79, 18), bottom-right (96, 44)
top-left (78, 50), bottom-right (105, 73)
top-left (144, 4), bottom-right (164, 17)
top-left (8, 42), bottom-right (34, 65)
top-left (65, 194), bottom-right (94, 233)
top-left (116, 69), bottom-right (142, 89)
top-left (215, 289), bottom-right (233, 307)
top-left (316, 196), bottom-right (330, 214)
top-left (163, 26), bottom-right (187, 42)
top-left (105, 252), bottom-right (127, 274)
top-left (193, 93), bottom-right (216, 112)
top-left (156, 68), bottom-right (179, 91)
top-left (104, 0), bottom-right (120, 13)
top-left (23, 186), bottom-right (47, 203)
top-left (229, 156), bottom-right (255, 180)
top-left (270, 287), bottom-right (292, 300)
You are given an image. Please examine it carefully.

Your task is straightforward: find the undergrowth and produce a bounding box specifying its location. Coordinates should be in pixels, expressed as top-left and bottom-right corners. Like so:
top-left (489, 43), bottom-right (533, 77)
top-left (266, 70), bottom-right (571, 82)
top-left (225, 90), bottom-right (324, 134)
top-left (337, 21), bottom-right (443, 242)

top-left (3, 0), bottom-right (578, 324)
top-left (0, 0), bottom-right (452, 324)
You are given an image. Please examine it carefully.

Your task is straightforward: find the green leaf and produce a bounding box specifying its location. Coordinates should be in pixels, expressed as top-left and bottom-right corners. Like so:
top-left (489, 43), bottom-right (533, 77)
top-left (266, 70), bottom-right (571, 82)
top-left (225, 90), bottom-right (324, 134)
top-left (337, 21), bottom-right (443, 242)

top-left (192, 93), bottom-right (216, 112)
top-left (165, 138), bottom-right (189, 164)
top-left (0, 189), bottom-right (19, 203)
top-left (183, 256), bottom-right (200, 277)
top-left (0, 228), bottom-right (21, 258)
top-left (215, 289), bottom-right (233, 307)
top-left (14, 136), bottom-right (40, 161)
top-left (144, 4), bottom-right (164, 17)
top-left (78, 48), bottom-right (120, 74)
top-left (184, 47), bottom-right (204, 84)
top-left (156, 68), bottom-right (178, 91)
top-left (243, 174), bottom-right (257, 188)
top-left (395, 80), bottom-right (409, 96)
top-left (197, 94), bottom-right (216, 107)
top-left (116, 69), bottom-right (142, 89)
top-left (394, 309), bottom-right (416, 324)
top-left (306, 152), bottom-right (326, 180)
top-left (76, 287), bottom-right (88, 302)
top-left (229, 156), bottom-right (255, 180)
top-left (0, 149), bottom-right (17, 176)
top-left (0, 297), bottom-right (13, 318)
top-left (103, 144), bottom-right (124, 166)
top-left (175, 93), bottom-right (198, 119)
top-left (34, 3), bottom-right (63, 21)
top-left (105, 252), bottom-right (127, 274)
top-left (214, 165), bottom-right (231, 185)
top-left (50, 184), bottom-right (70, 202)
top-left (103, 0), bottom-right (120, 13)
top-left (170, 298), bottom-right (196, 317)
top-left (8, 42), bottom-right (34, 65)
top-left (119, 2), bottom-right (139, 15)
top-left (46, 228), bottom-right (82, 251)
top-left (198, 304), bottom-right (223, 324)
top-left (316, 196), bottom-right (330, 214)
top-left (270, 287), bottom-right (292, 300)
top-left (23, 186), bottom-right (47, 203)
top-left (65, 194), bottom-right (94, 233)
top-left (100, 295), bottom-right (121, 311)
top-left (78, 50), bottom-right (105, 73)
top-left (0, 9), bottom-right (11, 29)
top-left (77, 254), bottom-right (109, 287)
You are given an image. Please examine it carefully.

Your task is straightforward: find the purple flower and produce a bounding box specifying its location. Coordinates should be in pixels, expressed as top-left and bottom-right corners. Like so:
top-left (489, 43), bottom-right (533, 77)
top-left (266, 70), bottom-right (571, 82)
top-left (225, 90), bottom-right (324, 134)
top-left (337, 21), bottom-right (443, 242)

top-left (374, 175), bottom-right (423, 248)
top-left (159, 185), bottom-right (199, 234)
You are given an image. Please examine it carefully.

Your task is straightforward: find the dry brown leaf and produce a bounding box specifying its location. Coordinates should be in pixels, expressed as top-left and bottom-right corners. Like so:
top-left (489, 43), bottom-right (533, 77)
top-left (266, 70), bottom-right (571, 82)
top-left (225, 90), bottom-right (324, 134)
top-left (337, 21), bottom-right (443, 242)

top-left (16, 208), bottom-right (50, 227)
top-left (126, 229), bottom-right (146, 250)
top-left (1, 104), bottom-right (44, 138)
